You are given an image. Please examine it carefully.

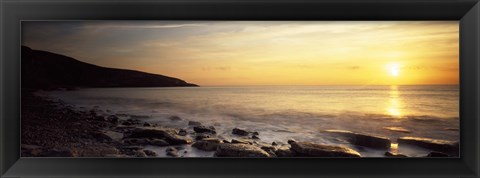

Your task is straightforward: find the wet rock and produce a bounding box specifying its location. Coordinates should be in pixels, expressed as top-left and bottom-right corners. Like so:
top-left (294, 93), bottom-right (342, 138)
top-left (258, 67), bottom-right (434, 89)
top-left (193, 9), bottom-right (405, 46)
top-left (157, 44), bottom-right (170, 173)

top-left (134, 150), bottom-right (147, 157)
top-left (383, 127), bottom-right (411, 133)
top-left (188, 121), bottom-right (202, 126)
top-left (118, 145), bottom-right (144, 150)
top-left (223, 140), bottom-right (231, 143)
top-left (166, 147), bottom-right (179, 157)
top-left (144, 150), bottom-right (157, 157)
top-left (275, 146), bottom-right (296, 157)
top-left (231, 139), bottom-right (251, 144)
top-left (323, 130), bottom-right (391, 149)
top-left (129, 128), bottom-right (192, 145)
top-left (252, 131), bottom-right (259, 136)
top-left (107, 115), bottom-right (119, 124)
top-left (290, 142), bottom-right (361, 157)
top-left (178, 129), bottom-right (187, 136)
top-left (195, 133), bottom-right (210, 140)
top-left (427, 152), bottom-right (450, 157)
top-left (123, 138), bottom-right (149, 145)
top-left (252, 135), bottom-right (260, 139)
top-left (122, 120), bottom-right (134, 126)
top-left (104, 131), bottom-right (124, 141)
top-left (193, 126), bottom-right (216, 134)
top-left (232, 128), bottom-right (250, 136)
top-left (215, 143), bottom-right (270, 157)
top-left (192, 138), bottom-right (222, 151)
top-left (92, 131), bottom-right (113, 142)
top-left (397, 137), bottom-right (458, 155)
top-left (272, 142), bottom-right (278, 146)
top-left (149, 139), bottom-right (170, 146)
top-left (385, 151), bottom-right (408, 157)
top-left (169, 116), bottom-right (182, 121)
top-left (143, 122), bottom-right (151, 127)
top-left (287, 139), bottom-right (296, 144)
top-left (42, 148), bottom-right (76, 157)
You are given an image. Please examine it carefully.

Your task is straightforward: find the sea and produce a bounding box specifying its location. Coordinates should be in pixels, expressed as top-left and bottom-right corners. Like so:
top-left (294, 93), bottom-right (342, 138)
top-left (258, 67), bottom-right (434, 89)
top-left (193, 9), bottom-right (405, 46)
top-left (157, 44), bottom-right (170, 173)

top-left (43, 85), bottom-right (459, 157)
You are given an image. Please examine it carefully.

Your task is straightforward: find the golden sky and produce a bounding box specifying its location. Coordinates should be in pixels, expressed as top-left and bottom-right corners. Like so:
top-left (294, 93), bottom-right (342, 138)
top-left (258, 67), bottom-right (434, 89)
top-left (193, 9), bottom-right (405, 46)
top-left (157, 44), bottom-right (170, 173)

top-left (22, 21), bottom-right (459, 86)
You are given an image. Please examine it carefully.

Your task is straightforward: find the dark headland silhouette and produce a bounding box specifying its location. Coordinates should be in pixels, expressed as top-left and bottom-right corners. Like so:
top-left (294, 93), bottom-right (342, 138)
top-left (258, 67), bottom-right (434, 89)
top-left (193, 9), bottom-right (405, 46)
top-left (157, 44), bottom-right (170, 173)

top-left (21, 46), bottom-right (198, 89)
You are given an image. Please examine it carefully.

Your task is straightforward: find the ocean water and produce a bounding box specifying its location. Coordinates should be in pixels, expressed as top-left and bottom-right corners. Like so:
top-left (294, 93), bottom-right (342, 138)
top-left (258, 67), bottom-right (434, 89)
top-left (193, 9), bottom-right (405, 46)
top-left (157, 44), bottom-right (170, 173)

top-left (44, 85), bottom-right (459, 157)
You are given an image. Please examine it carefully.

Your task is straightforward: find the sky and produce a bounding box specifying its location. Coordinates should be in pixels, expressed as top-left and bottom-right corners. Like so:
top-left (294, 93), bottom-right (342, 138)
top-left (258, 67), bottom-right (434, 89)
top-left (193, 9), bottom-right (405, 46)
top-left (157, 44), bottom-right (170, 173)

top-left (22, 21), bottom-right (459, 86)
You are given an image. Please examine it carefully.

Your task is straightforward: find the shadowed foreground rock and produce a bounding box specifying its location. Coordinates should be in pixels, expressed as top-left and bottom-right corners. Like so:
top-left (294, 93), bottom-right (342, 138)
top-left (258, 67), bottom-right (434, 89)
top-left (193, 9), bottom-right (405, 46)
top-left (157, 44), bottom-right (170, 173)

top-left (192, 138), bottom-right (222, 151)
top-left (398, 137), bottom-right (458, 155)
top-left (215, 143), bottom-right (270, 157)
top-left (290, 141), bottom-right (361, 157)
top-left (129, 128), bottom-right (192, 145)
top-left (323, 130), bottom-right (391, 149)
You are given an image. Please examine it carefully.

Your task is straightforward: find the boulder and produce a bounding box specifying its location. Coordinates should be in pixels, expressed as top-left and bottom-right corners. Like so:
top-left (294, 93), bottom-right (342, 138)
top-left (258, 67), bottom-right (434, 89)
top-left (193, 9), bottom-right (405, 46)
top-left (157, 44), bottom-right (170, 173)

top-left (166, 147), bottom-right (179, 157)
top-left (275, 146), bottom-right (296, 157)
top-left (143, 122), bottom-right (151, 127)
top-left (129, 128), bottom-right (192, 145)
top-left (107, 115), bottom-right (119, 124)
top-left (290, 142), bottom-right (361, 157)
top-left (252, 135), bottom-right (260, 139)
top-left (144, 150), bottom-right (157, 157)
top-left (384, 151), bottom-right (408, 157)
top-left (188, 121), bottom-right (202, 126)
top-left (149, 139), bottom-right (170, 146)
top-left (215, 143), bottom-right (270, 157)
top-left (323, 130), bottom-right (391, 149)
top-left (123, 138), bottom-right (149, 145)
top-left (231, 139), bottom-right (251, 144)
top-left (192, 138), bottom-right (222, 151)
top-left (178, 129), bottom-right (188, 136)
top-left (195, 133), bottom-right (211, 140)
top-left (397, 137), bottom-right (458, 155)
top-left (232, 128), bottom-right (250, 136)
top-left (134, 150), bottom-right (147, 157)
top-left (193, 126), bottom-right (216, 134)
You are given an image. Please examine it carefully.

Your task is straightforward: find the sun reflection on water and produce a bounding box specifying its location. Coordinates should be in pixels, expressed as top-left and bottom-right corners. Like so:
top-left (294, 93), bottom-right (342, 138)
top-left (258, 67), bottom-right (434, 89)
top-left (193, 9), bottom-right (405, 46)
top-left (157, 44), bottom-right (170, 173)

top-left (387, 85), bottom-right (403, 118)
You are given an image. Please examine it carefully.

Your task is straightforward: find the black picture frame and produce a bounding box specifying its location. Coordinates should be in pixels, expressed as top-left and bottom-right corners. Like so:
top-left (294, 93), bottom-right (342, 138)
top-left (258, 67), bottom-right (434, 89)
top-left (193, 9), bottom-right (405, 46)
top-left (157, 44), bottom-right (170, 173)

top-left (1, 0), bottom-right (479, 177)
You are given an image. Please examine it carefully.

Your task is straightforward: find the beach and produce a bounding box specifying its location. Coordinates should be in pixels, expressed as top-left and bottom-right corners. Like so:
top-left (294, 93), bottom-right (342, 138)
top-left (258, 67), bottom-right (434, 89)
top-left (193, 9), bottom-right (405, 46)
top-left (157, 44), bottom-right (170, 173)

top-left (21, 85), bottom-right (460, 158)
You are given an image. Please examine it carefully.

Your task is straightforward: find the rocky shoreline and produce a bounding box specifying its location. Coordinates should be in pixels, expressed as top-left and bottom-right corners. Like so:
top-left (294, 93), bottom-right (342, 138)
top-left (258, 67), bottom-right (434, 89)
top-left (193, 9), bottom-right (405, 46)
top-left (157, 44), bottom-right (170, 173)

top-left (21, 91), bottom-right (459, 158)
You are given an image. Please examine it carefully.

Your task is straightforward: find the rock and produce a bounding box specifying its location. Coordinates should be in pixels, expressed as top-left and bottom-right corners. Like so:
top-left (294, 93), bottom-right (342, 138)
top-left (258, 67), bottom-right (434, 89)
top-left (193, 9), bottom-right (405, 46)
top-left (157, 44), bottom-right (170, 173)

top-left (223, 140), bottom-right (230, 143)
top-left (166, 147), bottom-right (177, 152)
top-left (275, 146), bottom-right (296, 157)
top-left (427, 152), bottom-right (450, 157)
top-left (166, 151), bottom-right (179, 157)
top-left (260, 146), bottom-right (277, 152)
top-left (323, 130), bottom-right (391, 149)
top-left (122, 120), bottom-right (134, 126)
top-left (129, 128), bottom-right (192, 145)
top-left (144, 150), bottom-right (157, 157)
top-left (91, 131), bottom-right (113, 142)
top-left (385, 151), bottom-right (408, 157)
top-left (193, 126), bottom-right (216, 134)
top-left (383, 127), bottom-right (411, 133)
top-left (143, 122), bottom-right (151, 127)
top-left (178, 129), bottom-right (187, 136)
top-left (42, 148), bottom-right (76, 157)
top-left (290, 142), bottom-right (361, 157)
top-left (134, 150), bottom-right (147, 157)
top-left (252, 131), bottom-right (259, 136)
top-left (252, 135), bottom-right (260, 139)
top-left (169, 116), bottom-right (182, 121)
top-left (287, 139), bottom-right (296, 144)
top-left (104, 131), bottom-right (123, 141)
top-left (118, 146), bottom-right (144, 150)
top-left (149, 139), bottom-right (170, 146)
top-left (195, 133), bottom-right (210, 140)
top-left (215, 143), bottom-right (270, 157)
top-left (188, 121), bottom-right (202, 126)
top-left (166, 147), bottom-right (179, 157)
top-left (397, 137), bottom-right (458, 155)
top-left (192, 138), bottom-right (222, 151)
top-left (232, 128), bottom-right (250, 136)
top-left (272, 142), bottom-right (278, 146)
top-left (231, 139), bottom-right (251, 144)
top-left (123, 138), bottom-right (149, 145)
top-left (107, 115), bottom-right (119, 124)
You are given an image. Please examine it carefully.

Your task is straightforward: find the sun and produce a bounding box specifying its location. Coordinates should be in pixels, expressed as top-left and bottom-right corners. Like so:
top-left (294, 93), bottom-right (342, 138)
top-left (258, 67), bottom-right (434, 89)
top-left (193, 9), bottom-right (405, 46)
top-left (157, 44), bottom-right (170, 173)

top-left (388, 63), bottom-right (400, 77)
